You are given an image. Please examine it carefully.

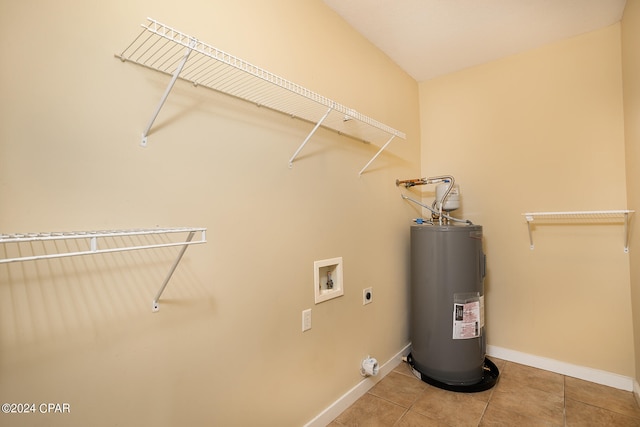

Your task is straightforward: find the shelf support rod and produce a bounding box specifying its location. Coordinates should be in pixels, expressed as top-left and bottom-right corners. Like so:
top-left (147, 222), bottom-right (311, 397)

top-left (289, 106), bottom-right (333, 168)
top-left (525, 215), bottom-right (535, 250)
top-left (359, 134), bottom-right (396, 176)
top-left (141, 39), bottom-right (195, 147)
top-left (624, 212), bottom-right (630, 253)
top-left (152, 230), bottom-right (196, 312)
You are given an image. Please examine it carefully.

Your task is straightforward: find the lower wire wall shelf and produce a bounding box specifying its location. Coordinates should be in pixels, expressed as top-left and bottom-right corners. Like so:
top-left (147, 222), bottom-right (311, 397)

top-left (0, 227), bottom-right (207, 312)
top-left (523, 210), bottom-right (634, 252)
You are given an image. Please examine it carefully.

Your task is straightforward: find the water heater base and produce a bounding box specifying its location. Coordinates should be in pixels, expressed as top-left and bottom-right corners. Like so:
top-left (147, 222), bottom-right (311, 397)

top-left (407, 354), bottom-right (499, 393)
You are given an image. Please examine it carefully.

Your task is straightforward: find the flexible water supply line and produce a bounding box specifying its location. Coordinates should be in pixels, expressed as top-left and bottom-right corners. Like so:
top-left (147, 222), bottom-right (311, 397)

top-left (401, 195), bottom-right (473, 225)
top-left (433, 175), bottom-right (454, 223)
top-left (396, 175), bottom-right (456, 225)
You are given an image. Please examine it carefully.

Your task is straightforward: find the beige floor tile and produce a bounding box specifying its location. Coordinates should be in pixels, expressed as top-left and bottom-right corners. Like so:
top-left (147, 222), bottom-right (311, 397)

top-left (410, 386), bottom-right (488, 427)
top-left (489, 381), bottom-right (564, 426)
top-left (396, 409), bottom-right (451, 426)
top-left (331, 393), bottom-right (407, 426)
top-left (394, 360), bottom-right (418, 378)
top-left (480, 402), bottom-right (561, 426)
top-left (565, 398), bottom-right (640, 426)
top-left (368, 371), bottom-right (427, 408)
top-left (500, 361), bottom-right (564, 395)
top-left (565, 376), bottom-right (640, 420)
top-left (466, 382), bottom-right (496, 404)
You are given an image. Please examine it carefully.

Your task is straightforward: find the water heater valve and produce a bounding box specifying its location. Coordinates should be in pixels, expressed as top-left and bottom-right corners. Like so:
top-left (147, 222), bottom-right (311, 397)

top-left (396, 174), bottom-right (472, 225)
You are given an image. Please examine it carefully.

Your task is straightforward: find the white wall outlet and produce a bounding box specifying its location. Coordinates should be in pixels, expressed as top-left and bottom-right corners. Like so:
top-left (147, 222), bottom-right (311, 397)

top-left (363, 287), bottom-right (373, 305)
top-left (302, 308), bottom-right (312, 332)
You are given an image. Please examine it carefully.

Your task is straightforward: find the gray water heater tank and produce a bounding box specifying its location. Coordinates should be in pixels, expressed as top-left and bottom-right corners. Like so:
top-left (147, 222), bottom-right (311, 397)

top-left (409, 224), bottom-right (498, 391)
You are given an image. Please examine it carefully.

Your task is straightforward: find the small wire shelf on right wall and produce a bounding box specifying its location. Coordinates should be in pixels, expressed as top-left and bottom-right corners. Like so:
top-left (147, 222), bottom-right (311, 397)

top-left (522, 210), bottom-right (635, 253)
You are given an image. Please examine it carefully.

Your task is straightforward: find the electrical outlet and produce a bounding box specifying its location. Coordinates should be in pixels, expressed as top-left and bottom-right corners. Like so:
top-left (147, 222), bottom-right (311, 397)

top-left (302, 309), bottom-right (312, 332)
top-left (363, 287), bottom-right (373, 305)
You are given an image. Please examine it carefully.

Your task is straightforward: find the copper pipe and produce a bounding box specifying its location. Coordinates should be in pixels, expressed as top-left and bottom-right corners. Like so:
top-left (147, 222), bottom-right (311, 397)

top-left (395, 178), bottom-right (427, 188)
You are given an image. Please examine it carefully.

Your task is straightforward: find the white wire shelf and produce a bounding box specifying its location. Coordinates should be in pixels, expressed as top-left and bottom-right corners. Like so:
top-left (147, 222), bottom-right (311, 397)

top-left (0, 227), bottom-right (207, 311)
top-left (116, 17), bottom-right (406, 175)
top-left (522, 210), bottom-right (634, 252)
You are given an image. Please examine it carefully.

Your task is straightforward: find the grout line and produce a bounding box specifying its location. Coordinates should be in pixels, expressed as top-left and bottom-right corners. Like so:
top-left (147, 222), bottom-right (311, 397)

top-left (391, 407), bottom-right (411, 427)
top-left (477, 400), bottom-right (491, 427)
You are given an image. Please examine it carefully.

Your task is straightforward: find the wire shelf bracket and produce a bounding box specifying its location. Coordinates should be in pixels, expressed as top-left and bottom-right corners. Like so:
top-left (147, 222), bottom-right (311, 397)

top-left (0, 227), bottom-right (207, 312)
top-left (522, 210), bottom-right (634, 252)
top-left (116, 17), bottom-right (406, 174)
top-left (141, 40), bottom-right (195, 147)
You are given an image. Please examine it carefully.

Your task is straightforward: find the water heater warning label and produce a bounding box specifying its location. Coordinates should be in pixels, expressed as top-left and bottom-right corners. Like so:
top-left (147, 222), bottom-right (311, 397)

top-left (452, 301), bottom-right (480, 339)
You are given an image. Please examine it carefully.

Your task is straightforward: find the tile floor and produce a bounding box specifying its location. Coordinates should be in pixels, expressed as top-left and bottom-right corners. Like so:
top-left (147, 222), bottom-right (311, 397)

top-left (329, 358), bottom-right (640, 426)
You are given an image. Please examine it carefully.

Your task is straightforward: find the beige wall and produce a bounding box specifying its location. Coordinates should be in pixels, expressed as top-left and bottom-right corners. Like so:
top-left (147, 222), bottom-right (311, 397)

top-left (2, 0), bottom-right (638, 424)
top-left (419, 24), bottom-right (633, 375)
top-left (0, 1), bottom-right (420, 425)
top-left (622, 0), bottom-right (640, 388)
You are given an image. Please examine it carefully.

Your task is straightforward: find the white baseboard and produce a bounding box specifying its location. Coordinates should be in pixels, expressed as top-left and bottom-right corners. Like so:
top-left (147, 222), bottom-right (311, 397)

top-left (487, 345), bottom-right (634, 391)
top-left (303, 343), bottom-right (412, 427)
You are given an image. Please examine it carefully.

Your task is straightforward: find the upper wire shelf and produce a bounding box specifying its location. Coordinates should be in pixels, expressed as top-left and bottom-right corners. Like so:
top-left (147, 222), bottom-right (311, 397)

top-left (116, 18), bottom-right (406, 175)
top-left (522, 210), bottom-right (634, 252)
top-left (0, 227), bottom-right (207, 311)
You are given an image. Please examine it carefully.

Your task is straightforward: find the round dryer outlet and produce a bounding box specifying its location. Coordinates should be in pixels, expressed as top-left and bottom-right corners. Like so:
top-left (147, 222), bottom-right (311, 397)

top-left (363, 287), bottom-right (373, 305)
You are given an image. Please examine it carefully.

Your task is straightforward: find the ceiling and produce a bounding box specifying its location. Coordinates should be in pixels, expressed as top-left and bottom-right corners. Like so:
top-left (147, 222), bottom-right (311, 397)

top-left (322, 0), bottom-right (627, 82)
